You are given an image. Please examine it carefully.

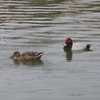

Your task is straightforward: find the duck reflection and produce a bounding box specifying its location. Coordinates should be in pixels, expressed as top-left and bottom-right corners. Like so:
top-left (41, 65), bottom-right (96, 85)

top-left (12, 59), bottom-right (44, 66)
top-left (65, 51), bottom-right (73, 62)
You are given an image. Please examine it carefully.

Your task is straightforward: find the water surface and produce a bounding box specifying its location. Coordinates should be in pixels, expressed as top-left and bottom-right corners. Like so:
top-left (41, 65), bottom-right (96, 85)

top-left (0, 0), bottom-right (100, 100)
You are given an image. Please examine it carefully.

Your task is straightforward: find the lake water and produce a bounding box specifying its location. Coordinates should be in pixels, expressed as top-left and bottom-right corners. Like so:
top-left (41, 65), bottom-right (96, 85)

top-left (0, 0), bottom-right (100, 100)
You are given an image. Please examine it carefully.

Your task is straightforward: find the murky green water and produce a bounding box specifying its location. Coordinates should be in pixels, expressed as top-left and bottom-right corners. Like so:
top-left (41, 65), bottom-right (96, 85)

top-left (0, 0), bottom-right (100, 100)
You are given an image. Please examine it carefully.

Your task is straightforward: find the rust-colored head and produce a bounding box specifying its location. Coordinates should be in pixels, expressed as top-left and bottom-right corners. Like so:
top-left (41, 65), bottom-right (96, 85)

top-left (10, 51), bottom-right (20, 58)
top-left (65, 38), bottom-right (73, 46)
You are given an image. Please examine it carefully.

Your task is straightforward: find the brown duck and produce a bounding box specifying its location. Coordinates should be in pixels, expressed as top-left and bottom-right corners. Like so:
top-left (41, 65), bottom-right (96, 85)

top-left (10, 51), bottom-right (44, 60)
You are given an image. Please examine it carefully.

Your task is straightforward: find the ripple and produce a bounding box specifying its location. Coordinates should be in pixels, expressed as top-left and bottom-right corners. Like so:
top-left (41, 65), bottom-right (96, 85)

top-left (0, 0), bottom-right (100, 100)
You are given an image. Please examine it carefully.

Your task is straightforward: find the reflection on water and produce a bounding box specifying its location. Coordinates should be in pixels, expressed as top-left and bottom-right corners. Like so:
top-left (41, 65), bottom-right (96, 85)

top-left (65, 51), bottom-right (73, 62)
top-left (11, 59), bottom-right (44, 66)
top-left (0, 0), bottom-right (100, 100)
top-left (65, 49), bottom-right (92, 62)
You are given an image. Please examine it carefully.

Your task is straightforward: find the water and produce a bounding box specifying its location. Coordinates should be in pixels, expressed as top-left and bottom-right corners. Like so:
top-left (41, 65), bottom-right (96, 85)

top-left (0, 0), bottom-right (100, 100)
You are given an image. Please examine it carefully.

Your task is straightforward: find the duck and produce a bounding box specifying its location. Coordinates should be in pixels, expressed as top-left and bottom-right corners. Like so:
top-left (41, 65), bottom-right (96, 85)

top-left (10, 51), bottom-right (44, 60)
top-left (63, 38), bottom-right (91, 51)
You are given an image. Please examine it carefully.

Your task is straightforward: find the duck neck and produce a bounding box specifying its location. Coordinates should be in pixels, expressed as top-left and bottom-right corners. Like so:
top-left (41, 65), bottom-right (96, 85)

top-left (64, 45), bottom-right (72, 51)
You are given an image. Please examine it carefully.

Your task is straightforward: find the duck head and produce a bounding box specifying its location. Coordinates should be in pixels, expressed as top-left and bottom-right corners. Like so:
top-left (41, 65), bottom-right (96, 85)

top-left (63, 38), bottom-right (73, 51)
top-left (65, 38), bottom-right (73, 46)
top-left (10, 51), bottom-right (20, 58)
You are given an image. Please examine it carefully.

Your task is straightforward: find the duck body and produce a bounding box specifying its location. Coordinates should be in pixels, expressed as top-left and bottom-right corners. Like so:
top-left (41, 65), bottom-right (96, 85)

top-left (72, 43), bottom-right (91, 50)
top-left (63, 38), bottom-right (91, 51)
top-left (10, 51), bottom-right (44, 61)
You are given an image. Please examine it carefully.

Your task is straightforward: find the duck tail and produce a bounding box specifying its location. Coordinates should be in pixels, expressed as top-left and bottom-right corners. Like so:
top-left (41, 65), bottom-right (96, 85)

top-left (38, 52), bottom-right (44, 55)
top-left (35, 52), bottom-right (44, 59)
top-left (86, 44), bottom-right (91, 49)
top-left (38, 52), bottom-right (44, 58)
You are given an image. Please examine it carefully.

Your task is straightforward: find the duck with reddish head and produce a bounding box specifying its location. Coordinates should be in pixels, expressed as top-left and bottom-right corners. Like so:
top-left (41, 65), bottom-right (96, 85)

top-left (63, 38), bottom-right (91, 51)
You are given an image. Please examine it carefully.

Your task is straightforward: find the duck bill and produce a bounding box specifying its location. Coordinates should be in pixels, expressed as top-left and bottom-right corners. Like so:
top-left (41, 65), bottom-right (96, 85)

top-left (10, 55), bottom-right (14, 58)
top-left (62, 43), bottom-right (66, 46)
